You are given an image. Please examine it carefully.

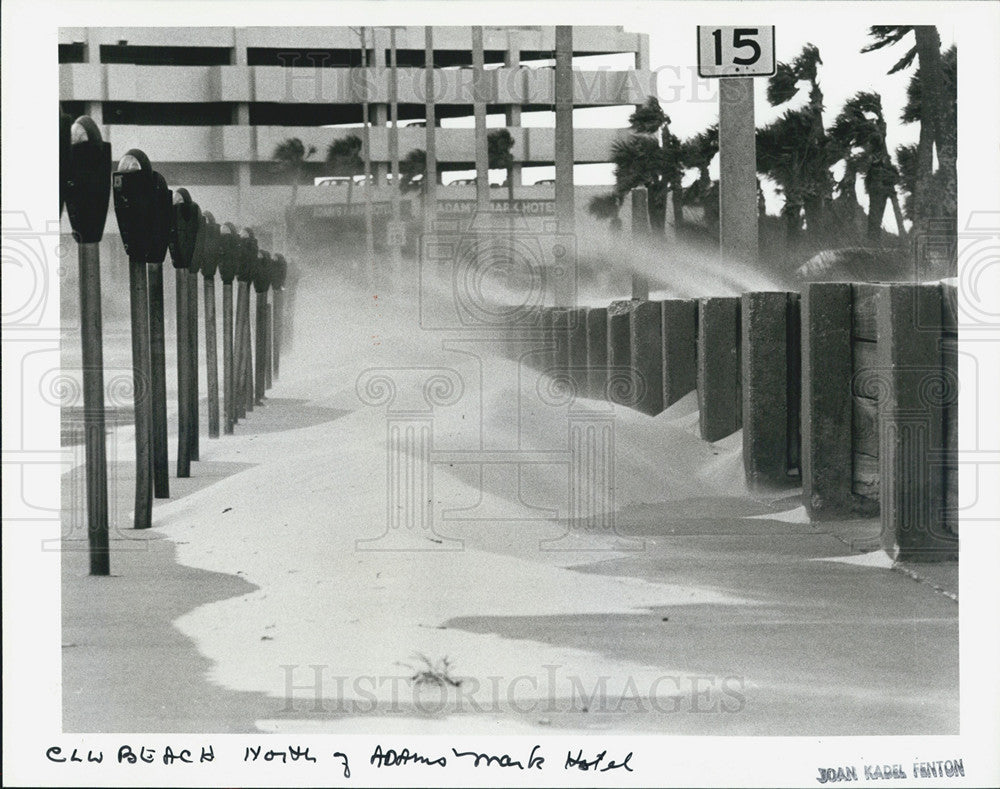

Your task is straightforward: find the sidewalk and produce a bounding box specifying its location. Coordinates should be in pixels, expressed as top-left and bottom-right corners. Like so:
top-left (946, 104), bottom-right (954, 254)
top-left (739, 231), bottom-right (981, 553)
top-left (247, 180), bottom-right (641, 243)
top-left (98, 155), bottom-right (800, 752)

top-left (61, 278), bottom-right (958, 736)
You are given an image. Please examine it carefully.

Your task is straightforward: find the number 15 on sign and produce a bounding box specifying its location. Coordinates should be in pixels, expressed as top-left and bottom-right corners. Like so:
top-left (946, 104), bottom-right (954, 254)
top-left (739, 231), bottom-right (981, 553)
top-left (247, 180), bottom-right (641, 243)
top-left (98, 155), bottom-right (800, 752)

top-left (698, 26), bottom-right (775, 78)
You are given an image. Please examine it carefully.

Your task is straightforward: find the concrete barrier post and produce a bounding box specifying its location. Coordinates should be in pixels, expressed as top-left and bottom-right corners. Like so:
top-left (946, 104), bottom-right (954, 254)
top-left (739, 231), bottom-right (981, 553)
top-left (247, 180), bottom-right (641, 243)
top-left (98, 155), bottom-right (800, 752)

top-left (801, 283), bottom-right (853, 518)
top-left (567, 308), bottom-right (588, 396)
top-left (877, 283), bottom-right (957, 562)
top-left (697, 297), bottom-right (741, 441)
top-left (537, 308), bottom-right (555, 373)
top-left (661, 299), bottom-right (697, 408)
top-left (550, 308), bottom-right (570, 378)
top-left (741, 291), bottom-right (800, 489)
top-left (629, 300), bottom-right (664, 415)
top-left (607, 300), bottom-right (632, 405)
top-left (585, 307), bottom-right (608, 400)
top-left (941, 282), bottom-right (958, 541)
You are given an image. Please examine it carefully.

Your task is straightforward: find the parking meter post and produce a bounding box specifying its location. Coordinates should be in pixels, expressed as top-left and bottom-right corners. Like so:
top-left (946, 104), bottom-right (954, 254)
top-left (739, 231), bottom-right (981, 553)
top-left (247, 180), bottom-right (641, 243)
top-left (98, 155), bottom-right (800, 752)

top-left (271, 255), bottom-right (287, 380)
top-left (175, 268), bottom-right (192, 473)
top-left (147, 260), bottom-right (169, 497)
top-left (127, 260), bottom-right (154, 528)
top-left (147, 171), bottom-right (172, 499)
top-left (201, 214), bottom-right (221, 439)
top-left (65, 116), bottom-right (112, 574)
top-left (265, 302), bottom-right (273, 390)
top-left (219, 223), bottom-right (238, 433)
top-left (188, 221), bottom-right (204, 461)
top-left (233, 280), bottom-right (249, 420)
top-left (189, 269), bottom-right (200, 458)
top-left (243, 300), bottom-right (255, 412)
top-left (272, 289), bottom-right (283, 378)
top-left (78, 243), bottom-right (111, 567)
top-left (112, 148), bottom-right (159, 530)
top-left (222, 280), bottom-right (235, 431)
top-left (168, 188), bottom-right (201, 477)
top-left (205, 275), bottom-right (219, 436)
top-left (255, 290), bottom-right (266, 402)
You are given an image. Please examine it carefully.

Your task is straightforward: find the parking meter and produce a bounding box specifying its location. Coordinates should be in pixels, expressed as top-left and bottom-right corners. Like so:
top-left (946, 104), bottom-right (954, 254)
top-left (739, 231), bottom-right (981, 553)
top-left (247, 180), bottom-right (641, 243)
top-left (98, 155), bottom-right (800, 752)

top-left (149, 172), bottom-right (172, 264)
top-left (237, 228), bottom-right (258, 283)
top-left (59, 108), bottom-right (72, 216)
top-left (113, 149), bottom-right (156, 262)
top-left (112, 147), bottom-right (156, 528)
top-left (64, 114), bottom-right (113, 574)
top-left (218, 222), bottom-right (239, 284)
top-left (190, 210), bottom-right (207, 277)
top-left (169, 188), bottom-right (200, 476)
top-left (200, 212), bottom-right (221, 279)
top-left (253, 250), bottom-right (272, 294)
top-left (272, 254), bottom-right (288, 291)
top-left (66, 116), bottom-right (112, 244)
top-left (169, 188), bottom-right (200, 270)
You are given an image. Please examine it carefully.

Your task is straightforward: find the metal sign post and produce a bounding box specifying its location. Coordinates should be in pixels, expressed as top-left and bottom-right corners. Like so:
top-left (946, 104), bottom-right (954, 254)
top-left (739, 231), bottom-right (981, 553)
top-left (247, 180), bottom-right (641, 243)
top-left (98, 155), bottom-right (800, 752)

top-left (64, 115), bottom-right (112, 573)
top-left (697, 26), bottom-right (775, 268)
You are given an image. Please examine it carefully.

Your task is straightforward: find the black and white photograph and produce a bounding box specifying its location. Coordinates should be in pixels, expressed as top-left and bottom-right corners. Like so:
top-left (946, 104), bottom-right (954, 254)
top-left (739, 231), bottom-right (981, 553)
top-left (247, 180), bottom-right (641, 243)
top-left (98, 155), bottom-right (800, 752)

top-left (3, 1), bottom-right (999, 786)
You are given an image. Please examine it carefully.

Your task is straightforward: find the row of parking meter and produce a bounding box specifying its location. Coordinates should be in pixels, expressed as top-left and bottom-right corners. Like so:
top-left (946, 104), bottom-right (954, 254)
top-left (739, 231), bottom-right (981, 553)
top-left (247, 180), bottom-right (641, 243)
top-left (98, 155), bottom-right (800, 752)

top-left (61, 114), bottom-right (292, 575)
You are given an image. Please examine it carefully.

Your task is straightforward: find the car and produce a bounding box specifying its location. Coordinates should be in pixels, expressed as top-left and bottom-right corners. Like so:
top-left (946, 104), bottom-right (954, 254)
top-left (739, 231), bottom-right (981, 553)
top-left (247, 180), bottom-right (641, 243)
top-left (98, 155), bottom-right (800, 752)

top-left (314, 177), bottom-right (351, 187)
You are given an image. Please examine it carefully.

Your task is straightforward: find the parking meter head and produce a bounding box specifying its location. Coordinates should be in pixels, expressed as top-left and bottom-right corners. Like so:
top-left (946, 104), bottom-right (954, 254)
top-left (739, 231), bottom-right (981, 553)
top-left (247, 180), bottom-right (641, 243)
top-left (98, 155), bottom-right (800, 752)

top-left (168, 187), bottom-right (200, 270)
top-left (218, 222), bottom-right (239, 284)
top-left (66, 116), bottom-right (112, 244)
top-left (270, 254), bottom-right (287, 291)
top-left (148, 171), bottom-right (172, 264)
top-left (190, 209), bottom-right (207, 275)
top-left (200, 213), bottom-right (221, 278)
top-left (237, 228), bottom-right (257, 282)
top-left (59, 107), bottom-right (73, 216)
top-left (253, 250), bottom-right (272, 293)
top-left (112, 147), bottom-right (154, 261)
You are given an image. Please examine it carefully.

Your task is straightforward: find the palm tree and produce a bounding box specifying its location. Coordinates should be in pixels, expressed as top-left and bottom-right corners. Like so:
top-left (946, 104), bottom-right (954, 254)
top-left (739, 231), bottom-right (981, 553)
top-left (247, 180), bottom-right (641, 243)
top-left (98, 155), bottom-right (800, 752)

top-left (487, 128), bottom-right (516, 210)
top-left (326, 134), bottom-right (363, 206)
top-left (273, 137), bottom-right (317, 249)
top-left (628, 96), bottom-right (685, 229)
top-left (828, 91), bottom-right (906, 241)
top-left (900, 43), bottom-right (957, 235)
top-left (399, 149), bottom-right (427, 194)
top-left (678, 124), bottom-right (719, 234)
top-left (756, 44), bottom-right (833, 240)
top-left (397, 130), bottom-right (516, 203)
top-left (609, 135), bottom-right (669, 229)
top-left (862, 27), bottom-right (954, 252)
top-left (587, 193), bottom-right (623, 232)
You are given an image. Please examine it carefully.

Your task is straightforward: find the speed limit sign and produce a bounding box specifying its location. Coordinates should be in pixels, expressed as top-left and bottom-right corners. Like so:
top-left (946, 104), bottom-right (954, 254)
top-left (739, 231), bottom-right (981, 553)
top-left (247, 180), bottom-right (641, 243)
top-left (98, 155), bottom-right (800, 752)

top-left (697, 26), bottom-right (775, 78)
